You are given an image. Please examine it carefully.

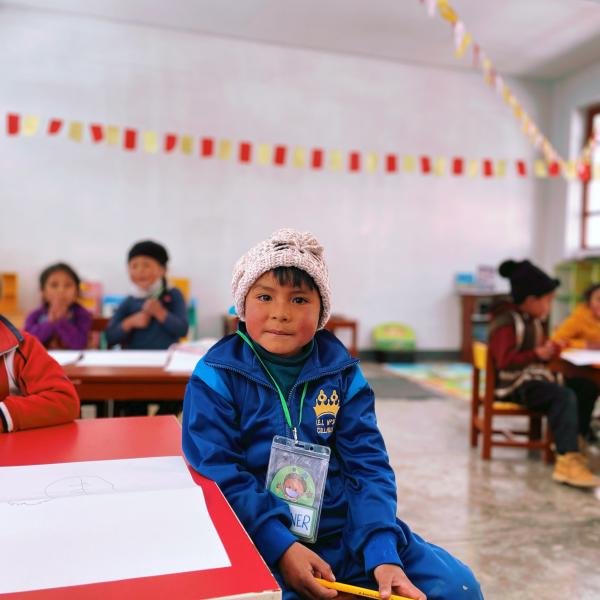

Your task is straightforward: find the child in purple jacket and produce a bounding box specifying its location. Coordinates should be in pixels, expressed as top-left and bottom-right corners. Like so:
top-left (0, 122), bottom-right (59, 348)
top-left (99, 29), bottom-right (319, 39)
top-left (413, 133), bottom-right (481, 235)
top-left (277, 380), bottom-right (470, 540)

top-left (25, 263), bottom-right (92, 350)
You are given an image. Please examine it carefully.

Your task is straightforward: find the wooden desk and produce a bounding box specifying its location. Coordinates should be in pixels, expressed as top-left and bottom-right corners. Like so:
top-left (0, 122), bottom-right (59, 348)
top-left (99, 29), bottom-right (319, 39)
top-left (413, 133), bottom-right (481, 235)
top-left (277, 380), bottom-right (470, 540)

top-left (551, 358), bottom-right (600, 386)
top-left (0, 416), bottom-right (280, 600)
top-left (63, 364), bottom-right (189, 402)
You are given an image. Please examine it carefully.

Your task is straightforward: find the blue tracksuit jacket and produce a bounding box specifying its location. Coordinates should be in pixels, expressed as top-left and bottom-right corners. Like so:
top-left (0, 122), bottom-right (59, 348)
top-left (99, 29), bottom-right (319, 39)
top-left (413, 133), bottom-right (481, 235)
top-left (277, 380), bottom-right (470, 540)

top-left (182, 330), bottom-right (483, 599)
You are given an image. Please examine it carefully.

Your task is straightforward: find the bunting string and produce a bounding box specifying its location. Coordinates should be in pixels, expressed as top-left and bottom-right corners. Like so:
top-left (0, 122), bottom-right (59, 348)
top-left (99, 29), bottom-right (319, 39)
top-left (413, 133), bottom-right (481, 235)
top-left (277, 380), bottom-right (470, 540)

top-left (4, 111), bottom-right (599, 181)
top-left (419, 0), bottom-right (597, 181)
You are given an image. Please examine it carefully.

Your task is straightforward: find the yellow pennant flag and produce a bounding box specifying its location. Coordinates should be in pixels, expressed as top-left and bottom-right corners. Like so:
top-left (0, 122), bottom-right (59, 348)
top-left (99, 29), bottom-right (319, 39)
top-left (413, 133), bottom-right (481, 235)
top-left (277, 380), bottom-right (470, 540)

top-left (513, 104), bottom-right (523, 120)
top-left (563, 161), bottom-right (576, 180)
top-left (433, 157), bottom-right (446, 176)
top-left (257, 144), bottom-right (272, 166)
top-left (533, 159), bottom-right (547, 178)
top-left (495, 160), bottom-right (507, 178)
top-left (106, 125), bottom-right (120, 145)
top-left (455, 32), bottom-right (472, 58)
top-left (68, 121), bottom-right (83, 142)
top-left (329, 150), bottom-right (343, 171)
top-left (181, 135), bottom-right (193, 155)
top-left (142, 131), bottom-right (158, 153)
top-left (217, 139), bottom-right (232, 160)
top-left (22, 115), bottom-right (40, 136)
top-left (402, 155), bottom-right (416, 173)
top-left (292, 147), bottom-right (306, 168)
top-left (467, 159), bottom-right (479, 178)
top-left (365, 153), bottom-right (378, 173)
top-left (437, 0), bottom-right (457, 24)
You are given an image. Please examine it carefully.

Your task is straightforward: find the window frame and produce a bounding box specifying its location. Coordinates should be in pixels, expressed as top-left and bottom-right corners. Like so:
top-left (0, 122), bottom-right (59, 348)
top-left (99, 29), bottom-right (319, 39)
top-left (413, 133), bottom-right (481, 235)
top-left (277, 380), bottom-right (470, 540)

top-left (581, 103), bottom-right (600, 249)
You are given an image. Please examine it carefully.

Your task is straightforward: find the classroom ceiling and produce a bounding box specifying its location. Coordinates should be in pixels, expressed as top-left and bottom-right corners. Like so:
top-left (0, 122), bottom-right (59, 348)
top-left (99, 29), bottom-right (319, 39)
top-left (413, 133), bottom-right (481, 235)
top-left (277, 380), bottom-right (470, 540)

top-left (4, 0), bottom-right (600, 79)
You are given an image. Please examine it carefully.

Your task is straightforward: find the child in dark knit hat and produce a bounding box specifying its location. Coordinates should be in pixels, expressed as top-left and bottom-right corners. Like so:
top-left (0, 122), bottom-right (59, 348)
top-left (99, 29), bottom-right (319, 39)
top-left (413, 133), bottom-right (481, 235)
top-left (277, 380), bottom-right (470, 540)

top-left (489, 259), bottom-right (599, 487)
top-left (183, 228), bottom-right (482, 600)
top-left (105, 240), bottom-right (188, 416)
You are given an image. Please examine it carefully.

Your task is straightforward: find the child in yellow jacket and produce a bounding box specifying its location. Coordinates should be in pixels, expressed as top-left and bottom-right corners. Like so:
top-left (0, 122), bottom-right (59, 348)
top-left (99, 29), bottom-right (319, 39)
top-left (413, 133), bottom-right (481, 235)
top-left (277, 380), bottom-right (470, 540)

top-left (552, 283), bottom-right (600, 349)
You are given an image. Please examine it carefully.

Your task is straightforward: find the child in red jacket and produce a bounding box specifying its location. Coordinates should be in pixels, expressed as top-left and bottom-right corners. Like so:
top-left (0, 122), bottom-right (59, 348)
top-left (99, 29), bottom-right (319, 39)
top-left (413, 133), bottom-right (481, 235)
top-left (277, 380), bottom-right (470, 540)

top-left (0, 315), bottom-right (79, 432)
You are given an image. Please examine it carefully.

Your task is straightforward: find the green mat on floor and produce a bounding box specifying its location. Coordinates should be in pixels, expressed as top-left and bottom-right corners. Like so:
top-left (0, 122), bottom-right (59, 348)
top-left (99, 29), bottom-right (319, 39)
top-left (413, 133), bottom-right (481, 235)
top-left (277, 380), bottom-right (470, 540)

top-left (383, 362), bottom-right (475, 401)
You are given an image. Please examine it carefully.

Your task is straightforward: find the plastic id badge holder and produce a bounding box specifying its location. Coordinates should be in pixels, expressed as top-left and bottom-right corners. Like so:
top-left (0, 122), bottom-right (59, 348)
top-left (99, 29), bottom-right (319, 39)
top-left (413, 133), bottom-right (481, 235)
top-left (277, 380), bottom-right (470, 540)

top-left (266, 435), bottom-right (330, 543)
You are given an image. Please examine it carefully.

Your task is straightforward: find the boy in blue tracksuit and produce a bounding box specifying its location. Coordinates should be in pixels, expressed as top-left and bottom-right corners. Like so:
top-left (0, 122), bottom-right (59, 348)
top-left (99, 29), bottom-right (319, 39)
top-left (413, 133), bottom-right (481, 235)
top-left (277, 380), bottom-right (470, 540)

top-left (183, 228), bottom-right (482, 600)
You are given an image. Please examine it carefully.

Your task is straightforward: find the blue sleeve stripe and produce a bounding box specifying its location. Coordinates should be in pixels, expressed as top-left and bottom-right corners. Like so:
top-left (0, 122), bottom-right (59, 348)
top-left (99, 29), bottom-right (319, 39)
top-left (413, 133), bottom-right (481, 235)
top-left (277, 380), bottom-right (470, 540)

top-left (346, 366), bottom-right (369, 400)
top-left (192, 359), bottom-right (232, 400)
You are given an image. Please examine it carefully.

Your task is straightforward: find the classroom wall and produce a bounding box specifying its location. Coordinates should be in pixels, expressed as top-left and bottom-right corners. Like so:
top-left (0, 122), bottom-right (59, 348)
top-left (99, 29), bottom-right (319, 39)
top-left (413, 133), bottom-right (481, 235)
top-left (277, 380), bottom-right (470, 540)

top-left (0, 6), bottom-right (551, 349)
top-left (540, 59), bottom-right (600, 271)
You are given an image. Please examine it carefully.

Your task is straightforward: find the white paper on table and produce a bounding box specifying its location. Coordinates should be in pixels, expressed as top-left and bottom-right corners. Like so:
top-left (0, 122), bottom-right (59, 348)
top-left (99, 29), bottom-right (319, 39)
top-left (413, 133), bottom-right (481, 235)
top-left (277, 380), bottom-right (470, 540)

top-left (165, 350), bottom-right (202, 373)
top-left (48, 350), bottom-right (82, 366)
top-left (0, 456), bottom-right (230, 593)
top-left (78, 350), bottom-right (169, 367)
top-left (560, 349), bottom-right (600, 366)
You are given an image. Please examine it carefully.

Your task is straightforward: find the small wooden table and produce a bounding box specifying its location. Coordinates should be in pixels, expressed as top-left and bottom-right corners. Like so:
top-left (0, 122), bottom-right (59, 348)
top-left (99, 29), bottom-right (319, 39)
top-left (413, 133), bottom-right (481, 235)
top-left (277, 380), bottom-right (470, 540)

top-left (324, 315), bottom-right (358, 357)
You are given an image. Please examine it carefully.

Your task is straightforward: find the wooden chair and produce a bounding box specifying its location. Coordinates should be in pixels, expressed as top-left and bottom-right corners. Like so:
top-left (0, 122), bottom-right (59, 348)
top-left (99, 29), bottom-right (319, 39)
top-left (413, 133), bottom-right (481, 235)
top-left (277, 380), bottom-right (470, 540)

top-left (470, 341), bottom-right (553, 463)
top-left (88, 316), bottom-right (110, 349)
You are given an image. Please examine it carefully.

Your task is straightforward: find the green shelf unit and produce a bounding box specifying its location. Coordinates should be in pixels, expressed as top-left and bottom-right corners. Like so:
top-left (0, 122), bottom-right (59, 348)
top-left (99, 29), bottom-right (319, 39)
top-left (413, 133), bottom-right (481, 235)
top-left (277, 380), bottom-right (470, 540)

top-left (552, 257), bottom-right (600, 328)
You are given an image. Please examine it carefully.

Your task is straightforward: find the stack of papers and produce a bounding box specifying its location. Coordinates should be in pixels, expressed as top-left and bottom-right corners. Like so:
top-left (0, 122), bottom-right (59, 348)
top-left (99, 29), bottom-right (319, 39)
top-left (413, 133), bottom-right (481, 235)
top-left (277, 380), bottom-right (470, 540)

top-left (77, 350), bottom-right (169, 367)
top-left (48, 350), bottom-right (82, 366)
top-left (561, 349), bottom-right (600, 366)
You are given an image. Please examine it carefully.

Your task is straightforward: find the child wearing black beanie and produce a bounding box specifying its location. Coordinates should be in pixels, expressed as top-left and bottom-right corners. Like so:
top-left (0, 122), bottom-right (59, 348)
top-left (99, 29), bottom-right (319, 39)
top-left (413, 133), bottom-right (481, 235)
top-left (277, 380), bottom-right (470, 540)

top-left (488, 259), bottom-right (599, 487)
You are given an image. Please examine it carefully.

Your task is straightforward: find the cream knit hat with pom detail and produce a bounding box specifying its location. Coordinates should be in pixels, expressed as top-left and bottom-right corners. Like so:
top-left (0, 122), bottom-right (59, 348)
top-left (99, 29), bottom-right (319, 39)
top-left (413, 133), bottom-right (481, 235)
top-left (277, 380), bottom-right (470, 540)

top-left (232, 228), bottom-right (331, 329)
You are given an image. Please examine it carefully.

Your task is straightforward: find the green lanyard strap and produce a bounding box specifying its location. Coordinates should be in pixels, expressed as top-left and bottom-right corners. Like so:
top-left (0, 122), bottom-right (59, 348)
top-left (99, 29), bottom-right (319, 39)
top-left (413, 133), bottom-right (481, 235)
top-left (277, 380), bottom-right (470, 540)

top-left (236, 330), bottom-right (308, 441)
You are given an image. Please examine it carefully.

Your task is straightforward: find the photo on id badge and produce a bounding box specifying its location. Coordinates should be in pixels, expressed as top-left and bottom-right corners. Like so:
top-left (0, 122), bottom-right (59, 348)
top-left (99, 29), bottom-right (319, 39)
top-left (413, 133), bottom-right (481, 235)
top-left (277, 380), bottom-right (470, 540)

top-left (266, 436), bottom-right (330, 542)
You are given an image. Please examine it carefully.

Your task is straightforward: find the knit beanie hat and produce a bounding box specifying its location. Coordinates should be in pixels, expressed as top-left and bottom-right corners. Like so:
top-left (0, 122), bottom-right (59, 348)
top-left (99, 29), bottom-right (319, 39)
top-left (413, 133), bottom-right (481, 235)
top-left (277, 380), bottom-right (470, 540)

top-left (232, 228), bottom-right (332, 329)
top-left (499, 259), bottom-right (560, 304)
top-left (127, 240), bottom-right (169, 266)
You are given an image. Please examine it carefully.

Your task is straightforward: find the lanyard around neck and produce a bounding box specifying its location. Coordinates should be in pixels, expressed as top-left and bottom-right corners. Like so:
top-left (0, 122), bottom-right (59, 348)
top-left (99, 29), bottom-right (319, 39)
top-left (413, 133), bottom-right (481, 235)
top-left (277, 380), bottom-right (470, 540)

top-left (236, 330), bottom-right (308, 441)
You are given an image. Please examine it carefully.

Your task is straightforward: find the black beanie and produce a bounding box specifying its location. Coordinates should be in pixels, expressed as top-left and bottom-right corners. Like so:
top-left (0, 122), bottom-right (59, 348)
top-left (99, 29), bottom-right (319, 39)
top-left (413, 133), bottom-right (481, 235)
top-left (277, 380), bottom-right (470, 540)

top-left (498, 259), bottom-right (560, 304)
top-left (127, 240), bottom-right (169, 266)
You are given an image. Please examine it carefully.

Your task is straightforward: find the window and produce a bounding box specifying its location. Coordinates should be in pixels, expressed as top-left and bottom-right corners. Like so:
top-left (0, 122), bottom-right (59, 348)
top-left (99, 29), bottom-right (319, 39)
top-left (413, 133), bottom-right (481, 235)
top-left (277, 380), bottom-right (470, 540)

top-left (582, 104), bottom-right (600, 249)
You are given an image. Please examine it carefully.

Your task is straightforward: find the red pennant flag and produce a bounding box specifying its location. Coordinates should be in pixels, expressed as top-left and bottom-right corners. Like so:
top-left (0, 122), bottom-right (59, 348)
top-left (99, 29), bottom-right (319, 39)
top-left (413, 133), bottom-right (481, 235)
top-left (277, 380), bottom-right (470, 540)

top-left (239, 141), bottom-right (252, 163)
top-left (452, 157), bottom-right (464, 175)
top-left (7, 113), bottom-right (20, 135)
top-left (420, 156), bottom-right (431, 174)
top-left (124, 129), bottom-right (137, 150)
top-left (482, 159), bottom-right (493, 177)
top-left (201, 137), bottom-right (214, 157)
top-left (578, 162), bottom-right (591, 183)
top-left (311, 149), bottom-right (323, 169)
top-left (349, 151), bottom-right (361, 172)
top-left (548, 161), bottom-right (560, 177)
top-left (90, 124), bottom-right (104, 142)
top-left (516, 160), bottom-right (527, 177)
top-left (273, 145), bottom-right (287, 166)
top-left (385, 154), bottom-right (398, 173)
top-left (164, 133), bottom-right (177, 152)
top-left (47, 118), bottom-right (63, 135)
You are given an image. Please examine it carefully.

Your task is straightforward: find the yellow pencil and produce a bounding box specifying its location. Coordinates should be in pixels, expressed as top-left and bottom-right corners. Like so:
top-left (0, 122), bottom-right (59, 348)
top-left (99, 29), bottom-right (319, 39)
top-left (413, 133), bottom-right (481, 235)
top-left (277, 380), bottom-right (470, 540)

top-left (314, 577), bottom-right (414, 600)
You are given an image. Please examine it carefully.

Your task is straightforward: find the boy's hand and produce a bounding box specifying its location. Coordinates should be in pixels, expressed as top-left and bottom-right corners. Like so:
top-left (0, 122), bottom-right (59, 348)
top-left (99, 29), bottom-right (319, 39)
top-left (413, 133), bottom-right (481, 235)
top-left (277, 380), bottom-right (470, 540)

top-left (122, 311), bottom-right (150, 331)
top-left (142, 298), bottom-right (168, 322)
top-left (534, 340), bottom-right (559, 361)
top-left (278, 542), bottom-right (338, 600)
top-left (374, 564), bottom-right (426, 600)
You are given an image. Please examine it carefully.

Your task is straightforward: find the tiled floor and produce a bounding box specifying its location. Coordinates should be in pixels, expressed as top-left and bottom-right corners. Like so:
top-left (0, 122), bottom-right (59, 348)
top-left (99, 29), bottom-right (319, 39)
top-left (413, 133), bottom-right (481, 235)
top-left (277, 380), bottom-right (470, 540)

top-left (362, 362), bottom-right (600, 600)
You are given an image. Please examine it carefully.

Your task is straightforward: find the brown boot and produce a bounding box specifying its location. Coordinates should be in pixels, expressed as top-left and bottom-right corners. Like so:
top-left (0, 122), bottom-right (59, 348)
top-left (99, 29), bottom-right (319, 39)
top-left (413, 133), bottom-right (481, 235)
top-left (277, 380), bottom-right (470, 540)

top-left (552, 452), bottom-right (600, 488)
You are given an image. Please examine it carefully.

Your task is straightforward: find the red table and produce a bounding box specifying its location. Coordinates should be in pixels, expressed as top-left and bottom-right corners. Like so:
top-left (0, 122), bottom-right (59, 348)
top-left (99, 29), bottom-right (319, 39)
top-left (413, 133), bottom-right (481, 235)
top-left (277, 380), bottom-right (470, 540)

top-left (0, 416), bottom-right (281, 600)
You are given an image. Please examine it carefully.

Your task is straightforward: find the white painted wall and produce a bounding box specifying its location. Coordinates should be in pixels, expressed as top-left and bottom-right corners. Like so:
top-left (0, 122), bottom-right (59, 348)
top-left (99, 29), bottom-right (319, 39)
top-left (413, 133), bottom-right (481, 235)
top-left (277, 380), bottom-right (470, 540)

top-left (540, 60), bottom-right (600, 270)
top-left (0, 7), bottom-right (550, 349)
